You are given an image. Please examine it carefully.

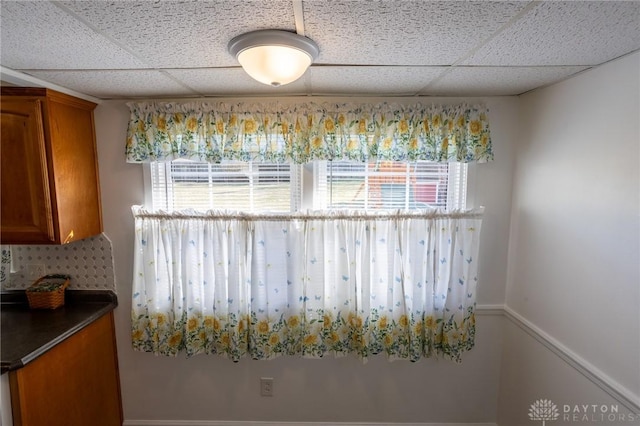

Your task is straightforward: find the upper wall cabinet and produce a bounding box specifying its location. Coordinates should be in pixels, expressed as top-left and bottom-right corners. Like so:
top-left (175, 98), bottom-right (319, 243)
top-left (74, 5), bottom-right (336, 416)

top-left (1, 88), bottom-right (103, 244)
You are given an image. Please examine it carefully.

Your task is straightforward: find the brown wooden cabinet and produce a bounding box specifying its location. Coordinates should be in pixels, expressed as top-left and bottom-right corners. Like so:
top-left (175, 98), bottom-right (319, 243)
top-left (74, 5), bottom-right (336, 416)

top-left (8, 312), bottom-right (123, 426)
top-left (0, 87), bottom-right (102, 244)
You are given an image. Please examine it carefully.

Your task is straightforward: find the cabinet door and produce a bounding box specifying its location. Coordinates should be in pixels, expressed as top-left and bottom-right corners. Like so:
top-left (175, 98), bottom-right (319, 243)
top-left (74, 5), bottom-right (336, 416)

top-left (47, 95), bottom-right (102, 243)
top-left (9, 312), bottom-right (123, 426)
top-left (0, 99), bottom-right (55, 243)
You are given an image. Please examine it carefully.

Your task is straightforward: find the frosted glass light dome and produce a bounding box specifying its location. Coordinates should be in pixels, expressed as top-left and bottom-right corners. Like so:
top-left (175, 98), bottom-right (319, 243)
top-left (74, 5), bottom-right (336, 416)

top-left (228, 30), bottom-right (319, 87)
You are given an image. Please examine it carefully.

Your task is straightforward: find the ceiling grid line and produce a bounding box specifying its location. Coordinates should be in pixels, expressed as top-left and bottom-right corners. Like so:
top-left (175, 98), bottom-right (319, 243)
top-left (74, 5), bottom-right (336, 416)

top-left (413, 0), bottom-right (543, 96)
top-left (293, 0), bottom-right (306, 36)
top-left (51, 0), bottom-right (204, 97)
top-left (449, 1), bottom-right (543, 68)
top-left (294, 0), bottom-right (315, 94)
top-left (50, 0), bottom-right (150, 70)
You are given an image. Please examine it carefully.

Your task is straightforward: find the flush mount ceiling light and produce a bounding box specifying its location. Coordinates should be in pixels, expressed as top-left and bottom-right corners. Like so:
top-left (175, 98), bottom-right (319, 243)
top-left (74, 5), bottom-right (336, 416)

top-left (228, 30), bottom-right (319, 87)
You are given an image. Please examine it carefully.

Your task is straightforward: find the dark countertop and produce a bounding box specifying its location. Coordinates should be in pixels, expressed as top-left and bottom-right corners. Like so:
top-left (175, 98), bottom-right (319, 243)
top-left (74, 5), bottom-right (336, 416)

top-left (1, 290), bottom-right (118, 374)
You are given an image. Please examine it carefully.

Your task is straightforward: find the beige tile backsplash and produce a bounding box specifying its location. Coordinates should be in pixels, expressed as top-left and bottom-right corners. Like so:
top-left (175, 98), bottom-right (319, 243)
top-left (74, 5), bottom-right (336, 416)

top-left (1, 233), bottom-right (116, 292)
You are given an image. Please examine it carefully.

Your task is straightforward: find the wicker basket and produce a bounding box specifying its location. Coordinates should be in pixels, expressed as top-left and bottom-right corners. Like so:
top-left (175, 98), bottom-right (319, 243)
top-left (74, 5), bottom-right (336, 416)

top-left (26, 274), bottom-right (71, 309)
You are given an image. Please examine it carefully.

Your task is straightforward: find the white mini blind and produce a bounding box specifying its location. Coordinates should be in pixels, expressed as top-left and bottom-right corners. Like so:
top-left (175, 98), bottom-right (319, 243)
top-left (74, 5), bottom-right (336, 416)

top-left (150, 160), bottom-right (299, 212)
top-left (149, 160), bottom-right (466, 213)
top-left (314, 161), bottom-right (467, 210)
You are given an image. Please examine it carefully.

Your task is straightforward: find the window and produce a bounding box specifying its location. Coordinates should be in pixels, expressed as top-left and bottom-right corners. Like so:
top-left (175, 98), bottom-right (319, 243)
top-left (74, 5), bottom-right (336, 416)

top-left (314, 160), bottom-right (467, 211)
top-left (148, 160), bottom-right (467, 212)
top-left (149, 160), bottom-right (300, 212)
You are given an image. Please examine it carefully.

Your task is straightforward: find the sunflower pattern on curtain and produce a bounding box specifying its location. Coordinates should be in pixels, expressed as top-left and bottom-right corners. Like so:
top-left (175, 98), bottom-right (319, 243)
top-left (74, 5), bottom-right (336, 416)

top-left (131, 207), bottom-right (483, 362)
top-left (125, 102), bottom-right (493, 164)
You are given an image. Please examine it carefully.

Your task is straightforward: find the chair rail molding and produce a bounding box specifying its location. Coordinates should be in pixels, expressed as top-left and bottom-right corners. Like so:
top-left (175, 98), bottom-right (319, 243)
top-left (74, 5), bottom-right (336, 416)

top-left (503, 305), bottom-right (640, 413)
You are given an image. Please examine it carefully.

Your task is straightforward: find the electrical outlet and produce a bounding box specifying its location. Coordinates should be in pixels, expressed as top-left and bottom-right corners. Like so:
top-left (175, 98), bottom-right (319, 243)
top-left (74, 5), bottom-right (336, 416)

top-left (260, 377), bottom-right (274, 397)
top-left (26, 264), bottom-right (46, 280)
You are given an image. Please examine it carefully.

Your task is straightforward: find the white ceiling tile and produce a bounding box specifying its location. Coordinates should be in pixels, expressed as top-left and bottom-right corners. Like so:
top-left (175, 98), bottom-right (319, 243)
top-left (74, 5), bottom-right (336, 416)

top-left (0, 1), bottom-right (146, 70)
top-left (422, 66), bottom-right (590, 96)
top-left (2, 0), bottom-right (637, 99)
top-left (59, 0), bottom-right (295, 69)
top-left (462, 1), bottom-right (640, 66)
top-left (308, 66), bottom-right (446, 95)
top-left (165, 68), bottom-right (308, 96)
top-left (24, 70), bottom-right (198, 99)
top-left (303, 1), bottom-right (529, 65)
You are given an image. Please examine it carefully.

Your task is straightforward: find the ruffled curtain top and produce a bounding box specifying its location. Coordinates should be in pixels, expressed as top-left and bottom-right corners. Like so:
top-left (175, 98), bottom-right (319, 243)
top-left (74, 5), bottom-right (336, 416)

top-left (125, 101), bottom-right (493, 164)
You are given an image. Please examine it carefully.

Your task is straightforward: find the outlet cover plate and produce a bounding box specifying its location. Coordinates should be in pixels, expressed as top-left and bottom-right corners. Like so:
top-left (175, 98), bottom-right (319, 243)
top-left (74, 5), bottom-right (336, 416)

top-left (260, 377), bottom-right (273, 397)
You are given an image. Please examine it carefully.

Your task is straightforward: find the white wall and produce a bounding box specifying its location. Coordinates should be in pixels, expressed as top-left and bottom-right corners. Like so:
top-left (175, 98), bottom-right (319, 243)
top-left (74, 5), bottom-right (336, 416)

top-left (499, 51), bottom-right (640, 425)
top-left (93, 96), bottom-right (519, 424)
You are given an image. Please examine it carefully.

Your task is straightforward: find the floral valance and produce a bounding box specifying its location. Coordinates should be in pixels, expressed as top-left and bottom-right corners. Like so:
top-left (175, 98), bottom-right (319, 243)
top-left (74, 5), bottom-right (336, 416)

top-left (125, 101), bottom-right (493, 164)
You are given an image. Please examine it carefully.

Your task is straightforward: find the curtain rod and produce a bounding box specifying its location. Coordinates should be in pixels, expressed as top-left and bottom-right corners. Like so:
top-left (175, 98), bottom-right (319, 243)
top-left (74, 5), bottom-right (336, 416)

top-left (131, 207), bottom-right (485, 221)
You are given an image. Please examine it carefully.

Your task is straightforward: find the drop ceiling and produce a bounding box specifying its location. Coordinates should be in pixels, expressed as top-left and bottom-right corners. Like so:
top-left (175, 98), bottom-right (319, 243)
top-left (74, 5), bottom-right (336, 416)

top-left (1, 0), bottom-right (639, 100)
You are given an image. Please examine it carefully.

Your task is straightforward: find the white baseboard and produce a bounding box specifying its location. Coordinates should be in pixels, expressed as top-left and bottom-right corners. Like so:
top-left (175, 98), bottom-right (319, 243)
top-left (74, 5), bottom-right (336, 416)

top-left (123, 422), bottom-right (497, 426)
top-left (503, 305), bottom-right (640, 413)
